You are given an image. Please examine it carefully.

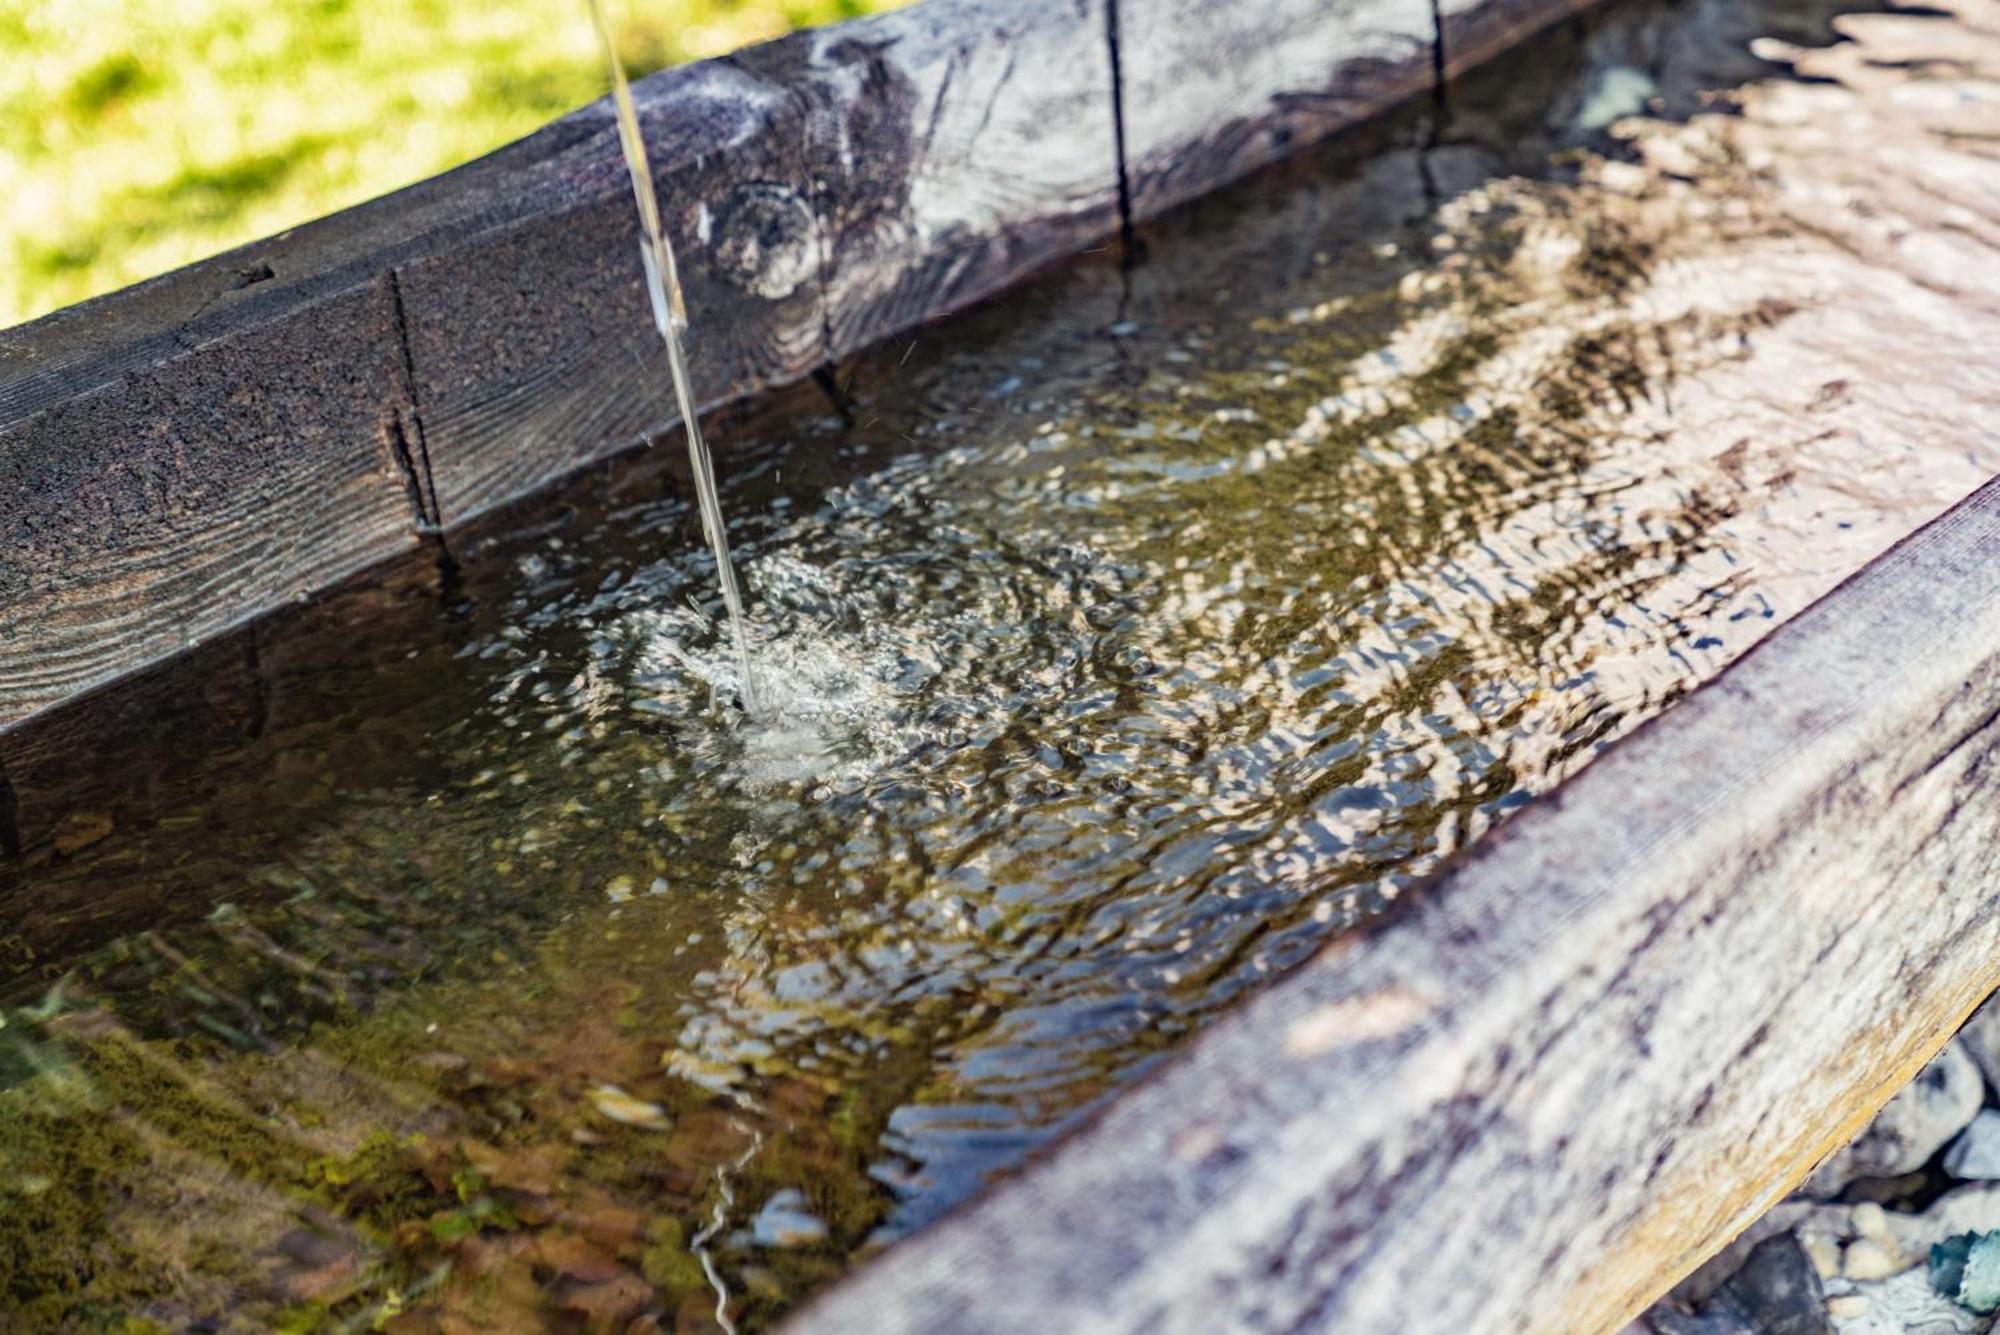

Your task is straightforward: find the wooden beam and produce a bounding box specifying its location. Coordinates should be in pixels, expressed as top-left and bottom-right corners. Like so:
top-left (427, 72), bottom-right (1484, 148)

top-left (0, 279), bottom-right (421, 733)
top-left (1115, 0), bottom-right (1437, 223)
top-left (392, 58), bottom-right (829, 528)
top-left (737, 0), bottom-right (1122, 362)
top-left (0, 64), bottom-right (830, 730)
top-left (787, 473), bottom-right (2000, 1333)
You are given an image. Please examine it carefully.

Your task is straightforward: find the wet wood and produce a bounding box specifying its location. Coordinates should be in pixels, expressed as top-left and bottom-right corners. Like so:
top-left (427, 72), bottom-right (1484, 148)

top-left (0, 1), bottom-right (1129, 732)
top-left (0, 547), bottom-right (468, 997)
top-left (737, 0), bottom-right (1121, 362)
top-left (1115, 0), bottom-right (1438, 223)
top-left (0, 280), bottom-right (422, 733)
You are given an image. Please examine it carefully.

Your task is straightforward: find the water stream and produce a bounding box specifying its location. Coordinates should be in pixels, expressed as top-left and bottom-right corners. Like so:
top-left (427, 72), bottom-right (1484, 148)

top-left (587, 0), bottom-right (762, 717)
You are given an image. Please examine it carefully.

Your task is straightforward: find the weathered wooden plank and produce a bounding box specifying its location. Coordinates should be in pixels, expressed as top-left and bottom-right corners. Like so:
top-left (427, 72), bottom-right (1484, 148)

top-left (0, 280), bottom-right (421, 732)
top-left (0, 116), bottom-right (600, 431)
top-left (1115, 0), bottom-right (1438, 223)
top-left (0, 109), bottom-right (657, 734)
top-left (788, 471), bottom-right (2000, 1334)
top-left (394, 58), bottom-right (827, 527)
top-left (738, 0), bottom-right (1121, 362)
top-left (790, 4), bottom-right (2000, 1325)
top-left (0, 3), bottom-right (1121, 730)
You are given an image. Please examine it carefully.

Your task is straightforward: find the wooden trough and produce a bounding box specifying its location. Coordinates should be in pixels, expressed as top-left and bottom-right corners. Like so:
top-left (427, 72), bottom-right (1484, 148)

top-left (5, 0), bottom-right (2000, 1330)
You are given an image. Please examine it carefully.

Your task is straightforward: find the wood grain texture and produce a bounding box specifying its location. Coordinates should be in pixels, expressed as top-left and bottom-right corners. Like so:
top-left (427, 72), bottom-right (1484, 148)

top-left (1115, 0), bottom-right (1438, 222)
top-left (0, 0), bottom-right (1774, 737)
top-left (0, 105), bottom-right (640, 734)
top-left (394, 58), bottom-right (827, 528)
top-left (0, 280), bottom-right (421, 732)
top-left (787, 470), bottom-right (2000, 1334)
top-left (737, 0), bottom-right (1121, 362)
top-left (788, 7), bottom-right (2000, 1327)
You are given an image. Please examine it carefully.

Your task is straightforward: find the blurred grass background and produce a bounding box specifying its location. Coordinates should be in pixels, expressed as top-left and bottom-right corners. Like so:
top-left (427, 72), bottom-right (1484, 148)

top-left (0, 0), bottom-right (903, 329)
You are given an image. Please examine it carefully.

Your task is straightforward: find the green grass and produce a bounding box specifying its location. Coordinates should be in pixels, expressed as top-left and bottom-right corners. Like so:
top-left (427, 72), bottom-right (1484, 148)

top-left (0, 0), bottom-right (901, 328)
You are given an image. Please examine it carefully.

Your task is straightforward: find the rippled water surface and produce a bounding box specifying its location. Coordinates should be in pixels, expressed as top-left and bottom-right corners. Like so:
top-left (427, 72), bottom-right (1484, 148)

top-left (5, 0), bottom-right (1999, 1328)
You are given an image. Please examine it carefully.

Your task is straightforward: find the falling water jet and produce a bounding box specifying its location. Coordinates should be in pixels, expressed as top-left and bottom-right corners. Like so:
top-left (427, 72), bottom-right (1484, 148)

top-left (587, 0), bottom-right (763, 717)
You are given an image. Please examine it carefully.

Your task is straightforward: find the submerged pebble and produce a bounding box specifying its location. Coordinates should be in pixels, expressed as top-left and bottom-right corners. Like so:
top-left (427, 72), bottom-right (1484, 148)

top-left (750, 1189), bottom-right (829, 1248)
top-left (1947, 1112), bottom-right (2000, 1182)
top-left (589, 1084), bottom-right (671, 1130)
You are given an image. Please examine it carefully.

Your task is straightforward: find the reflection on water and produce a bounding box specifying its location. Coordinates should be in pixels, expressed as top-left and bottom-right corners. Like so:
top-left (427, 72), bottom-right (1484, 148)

top-left (4, 0), bottom-right (2000, 1328)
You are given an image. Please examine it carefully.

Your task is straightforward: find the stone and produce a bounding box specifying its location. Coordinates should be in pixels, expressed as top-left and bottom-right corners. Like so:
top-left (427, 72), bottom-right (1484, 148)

top-left (1931, 1231), bottom-right (2000, 1314)
top-left (1825, 1295), bottom-right (1869, 1319)
top-left (1852, 1204), bottom-right (1894, 1246)
top-left (1945, 1110), bottom-right (2000, 1181)
top-left (1838, 1171), bottom-right (1935, 1209)
top-left (1956, 994), bottom-right (2000, 1094)
top-left (1842, 1239), bottom-right (1904, 1282)
top-left (1960, 1234), bottom-right (2000, 1315)
top-left (551, 1269), bottom-right (650, 1325)
top-left (50, 811), bottom-right (113, 855)
top-left (1674, 1205), bottom-right (1828, 1304)
top-left (1889, 1184), bottom-right (2000, 1259)
top-left (588, 1084), bottom-right (671, 1130)
top-left (1808, 1044), bottom-right (1985, 1195)
top-left (1714, 1233), bottom-right (1835, 1335)
top-left (1574, 65), bottom-right (1660, 133)
top-left (1802, 1232), bottom-right (1845, 1282)
top-left (750, 1188), bottom-right (828, 1247)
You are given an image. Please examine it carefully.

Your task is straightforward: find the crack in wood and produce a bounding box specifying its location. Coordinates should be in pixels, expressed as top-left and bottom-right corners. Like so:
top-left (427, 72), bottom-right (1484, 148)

top-left (1893, 698), bottom-right (2000, 802)
top-left (380, 410), bottom-right (435, 532)
top-left (384, 268), bottom-right (444, 532)
top-left (1103, 0), bottom-right (1140, 264)
top-left (1420, 0), bottom-right (1451, 208)
top-left (1426, 0), bottom-right (1452, 124)
top-left (811, 364), bottom-right (856, 424)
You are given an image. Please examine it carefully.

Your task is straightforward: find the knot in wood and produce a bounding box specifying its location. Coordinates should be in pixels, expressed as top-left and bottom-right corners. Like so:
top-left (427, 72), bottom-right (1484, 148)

top-left (711, 182), bottom-right (818, 302)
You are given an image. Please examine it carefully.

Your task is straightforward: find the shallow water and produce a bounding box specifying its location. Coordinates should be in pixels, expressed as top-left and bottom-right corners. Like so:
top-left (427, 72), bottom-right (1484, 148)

top-left (4, 0), bottom-right (1999, 1328)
